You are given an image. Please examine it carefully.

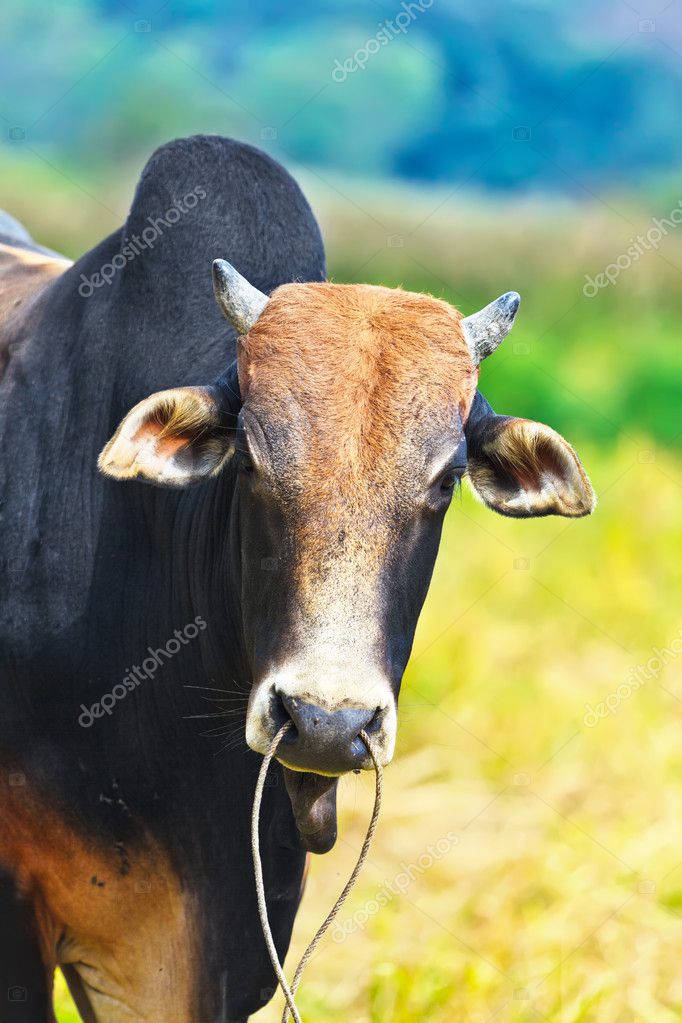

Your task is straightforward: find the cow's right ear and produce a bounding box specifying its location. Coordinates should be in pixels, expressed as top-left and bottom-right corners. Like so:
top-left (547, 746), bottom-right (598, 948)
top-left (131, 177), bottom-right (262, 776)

top-left (98, 373), bottom-right (240, 487)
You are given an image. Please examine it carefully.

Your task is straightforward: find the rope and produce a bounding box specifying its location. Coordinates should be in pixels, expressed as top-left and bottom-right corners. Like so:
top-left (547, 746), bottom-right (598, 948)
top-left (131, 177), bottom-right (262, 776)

top-left (251, 720), bottom-right (383, 1023)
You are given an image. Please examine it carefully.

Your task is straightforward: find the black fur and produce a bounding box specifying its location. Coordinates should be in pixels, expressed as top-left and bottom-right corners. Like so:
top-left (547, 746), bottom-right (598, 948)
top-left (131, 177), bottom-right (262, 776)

top-left (0, 135), bottom-right (325, 1021)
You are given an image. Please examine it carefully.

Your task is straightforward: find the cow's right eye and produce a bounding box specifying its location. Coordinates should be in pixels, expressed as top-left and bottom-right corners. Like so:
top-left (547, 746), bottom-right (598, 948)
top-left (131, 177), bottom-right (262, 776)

top-left (236, 450), bottom-right (254, 475)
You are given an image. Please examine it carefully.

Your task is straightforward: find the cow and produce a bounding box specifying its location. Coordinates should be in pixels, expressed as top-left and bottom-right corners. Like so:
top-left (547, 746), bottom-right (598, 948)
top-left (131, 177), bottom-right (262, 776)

top-left (0, 135), bottom-right (594, 1023)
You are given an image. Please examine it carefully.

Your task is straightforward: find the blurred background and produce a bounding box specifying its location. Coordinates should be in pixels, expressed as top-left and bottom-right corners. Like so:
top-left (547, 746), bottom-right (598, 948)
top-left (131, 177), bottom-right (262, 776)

top-left (1, 0), bottom-right (680, 1019)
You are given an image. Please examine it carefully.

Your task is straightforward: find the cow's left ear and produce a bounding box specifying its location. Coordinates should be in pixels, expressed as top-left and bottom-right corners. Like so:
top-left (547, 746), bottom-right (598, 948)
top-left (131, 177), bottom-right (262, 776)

top-left (465, 403), bottom-right (595, 518)
top-left (98, 377), bottom-right (239, 487)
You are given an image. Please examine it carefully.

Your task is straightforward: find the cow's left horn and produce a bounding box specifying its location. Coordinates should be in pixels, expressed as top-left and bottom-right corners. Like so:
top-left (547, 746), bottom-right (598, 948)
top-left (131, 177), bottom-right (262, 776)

top-left (462, 292), bottom-right (520, 364)
top-left (212, 258), bottom-right (269, 334)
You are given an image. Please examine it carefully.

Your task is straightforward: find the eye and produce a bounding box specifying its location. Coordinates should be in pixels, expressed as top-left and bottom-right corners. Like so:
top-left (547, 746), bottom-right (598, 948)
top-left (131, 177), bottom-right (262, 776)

top-left (438, 468), bottom-right (464, 494)
top-left (235, 448), bottom-right (255, 475)
top-left (439, 471), bottom-right (459, 493)
top-left (435, 464), bottom-right (466, 499)
top-left (234, 421), bottom-right (255, 476)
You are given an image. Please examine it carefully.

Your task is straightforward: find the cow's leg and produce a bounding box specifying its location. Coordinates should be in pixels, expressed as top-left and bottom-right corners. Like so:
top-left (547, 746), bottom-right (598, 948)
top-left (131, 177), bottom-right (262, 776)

top-left (0, 868), bottom-right (55, 1022)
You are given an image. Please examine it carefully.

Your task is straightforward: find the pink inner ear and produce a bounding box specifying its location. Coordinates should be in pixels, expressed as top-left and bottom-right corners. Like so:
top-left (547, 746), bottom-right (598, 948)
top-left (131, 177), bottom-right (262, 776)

top-left (132, 423), bottom-right (189, 459)
top-left (469, 418), bottom-right (595, 518)
top-left (512, 431), bottom-right (570, 492)
top-left (514, 466), bottom-right (541, 492)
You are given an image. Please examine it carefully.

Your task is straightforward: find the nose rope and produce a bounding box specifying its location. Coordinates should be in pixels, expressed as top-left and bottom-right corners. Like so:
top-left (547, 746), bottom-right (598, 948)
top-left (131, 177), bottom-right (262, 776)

top-left (251, 720), bottom-right (384, 1023)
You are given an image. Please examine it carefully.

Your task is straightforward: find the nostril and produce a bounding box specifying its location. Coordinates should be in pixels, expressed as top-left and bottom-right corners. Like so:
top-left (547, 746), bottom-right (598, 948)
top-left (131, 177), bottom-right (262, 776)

top-left (351, 707), bottom-right (384, 760)
top-left (271, 692), bottom-right (298, 745)
top-left (270, 696), bottom-right (386, 768)
top-left (365, 707), bottom-right (383, 735)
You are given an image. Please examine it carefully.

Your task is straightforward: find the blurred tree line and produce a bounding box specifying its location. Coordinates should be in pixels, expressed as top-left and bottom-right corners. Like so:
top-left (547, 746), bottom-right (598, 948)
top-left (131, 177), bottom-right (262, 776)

top-left (1, 0), bottom-right (680, 192)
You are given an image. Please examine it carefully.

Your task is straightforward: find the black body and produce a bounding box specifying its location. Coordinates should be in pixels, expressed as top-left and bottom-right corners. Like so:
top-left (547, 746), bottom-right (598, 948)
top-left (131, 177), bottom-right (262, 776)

top-left (0, 135), bottom-right (326, 1021)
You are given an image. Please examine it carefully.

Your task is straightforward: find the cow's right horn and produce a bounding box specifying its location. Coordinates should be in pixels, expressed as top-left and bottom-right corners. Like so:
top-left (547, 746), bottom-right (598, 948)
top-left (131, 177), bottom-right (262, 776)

top-left (212, 258), bottom-right (269, 334)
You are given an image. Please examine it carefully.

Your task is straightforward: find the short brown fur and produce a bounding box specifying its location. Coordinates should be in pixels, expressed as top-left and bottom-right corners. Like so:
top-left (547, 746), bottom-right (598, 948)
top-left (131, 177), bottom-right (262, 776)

top-left (239, 281), bottom-right (477, 616)
top-left (240, 282), bottom-right (476, 486)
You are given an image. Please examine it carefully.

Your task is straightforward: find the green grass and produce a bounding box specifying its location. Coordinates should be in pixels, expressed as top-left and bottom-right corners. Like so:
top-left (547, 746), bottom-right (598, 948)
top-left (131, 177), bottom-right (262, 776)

top-left (54, 973), bottom-right (80, 1023)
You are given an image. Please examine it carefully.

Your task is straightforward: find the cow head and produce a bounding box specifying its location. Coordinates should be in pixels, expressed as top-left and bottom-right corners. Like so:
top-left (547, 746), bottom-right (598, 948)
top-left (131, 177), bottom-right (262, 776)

top-left (100, 261), bottom-right (594, 847)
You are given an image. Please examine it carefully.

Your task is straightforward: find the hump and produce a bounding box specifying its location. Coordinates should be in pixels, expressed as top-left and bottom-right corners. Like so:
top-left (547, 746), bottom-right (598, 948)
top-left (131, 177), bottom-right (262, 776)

top-left (55, 134), bottom-right (328, 395)
top-left (121, 135), bottom-right (326, 295)
top-left (0, 137), bottom-right (326, 401)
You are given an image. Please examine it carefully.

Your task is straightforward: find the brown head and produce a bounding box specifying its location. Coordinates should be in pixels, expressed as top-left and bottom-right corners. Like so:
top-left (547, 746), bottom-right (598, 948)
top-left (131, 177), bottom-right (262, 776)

top-left (99, 261), bottom-right (595, 783)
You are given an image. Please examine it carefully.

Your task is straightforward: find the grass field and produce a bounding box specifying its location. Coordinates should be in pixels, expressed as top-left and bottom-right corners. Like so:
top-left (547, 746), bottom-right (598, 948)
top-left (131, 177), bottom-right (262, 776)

top-left (6, 155), bottom-right (677, 1022)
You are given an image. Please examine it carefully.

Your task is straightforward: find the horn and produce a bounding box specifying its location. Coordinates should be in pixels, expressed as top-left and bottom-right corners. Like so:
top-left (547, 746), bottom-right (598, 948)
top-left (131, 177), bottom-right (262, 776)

top-left (212, 259), bottom-right (269, 334)
top-left (462, 292), bottom-right (520, 365)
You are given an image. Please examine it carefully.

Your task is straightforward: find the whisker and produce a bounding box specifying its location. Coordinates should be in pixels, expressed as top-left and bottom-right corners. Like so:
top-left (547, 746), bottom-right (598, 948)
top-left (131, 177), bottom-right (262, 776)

top-left (214, 734), bottom-right (248, 757)
top-left (199, 694), bottom-right (247, 704)
top-left (184, 684), bottom-right (233, 694)
top-left (230, 678), bottom-right (252, 694)
top-left (183, 679), bottom-right (252, 695)
top-left (200, 723), bottom-right (243, 737)
top-left (184, 711), bottom-right (235, 720)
